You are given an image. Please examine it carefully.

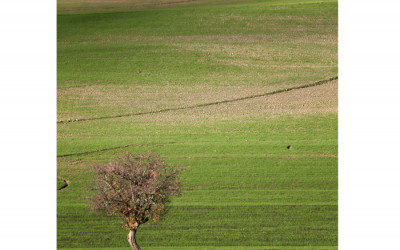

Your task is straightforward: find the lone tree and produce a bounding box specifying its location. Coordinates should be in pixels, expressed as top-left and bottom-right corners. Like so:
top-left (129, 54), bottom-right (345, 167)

top-left (91, 152), bottom-right (181, 250)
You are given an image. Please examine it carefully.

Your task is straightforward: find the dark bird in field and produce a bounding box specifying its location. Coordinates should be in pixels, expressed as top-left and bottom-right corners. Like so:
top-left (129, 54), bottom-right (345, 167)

top-left (287, 145), bottom-right (292, 149)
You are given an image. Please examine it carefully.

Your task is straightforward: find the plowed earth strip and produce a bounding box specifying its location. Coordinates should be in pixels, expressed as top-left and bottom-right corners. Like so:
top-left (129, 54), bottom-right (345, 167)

top-left (57, 76), bottom-right (338, 124)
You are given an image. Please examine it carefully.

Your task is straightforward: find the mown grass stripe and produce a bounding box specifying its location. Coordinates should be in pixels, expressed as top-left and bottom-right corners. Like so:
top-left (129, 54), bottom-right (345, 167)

top-left (57, 76), bottom-right (338, 124)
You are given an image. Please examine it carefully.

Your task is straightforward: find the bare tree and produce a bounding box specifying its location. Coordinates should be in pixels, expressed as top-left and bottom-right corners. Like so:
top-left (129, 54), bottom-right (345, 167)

top-left (91, 152), bottom-right (181, 250)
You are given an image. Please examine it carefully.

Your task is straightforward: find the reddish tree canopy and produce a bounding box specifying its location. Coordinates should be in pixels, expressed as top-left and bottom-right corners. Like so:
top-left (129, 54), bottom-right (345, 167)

top-left (91, 152), bottom-right (181, 249)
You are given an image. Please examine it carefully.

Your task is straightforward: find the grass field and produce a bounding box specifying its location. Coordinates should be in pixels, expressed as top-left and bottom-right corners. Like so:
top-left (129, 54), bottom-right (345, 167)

top-left (57, 0), bottom-right (338, 249)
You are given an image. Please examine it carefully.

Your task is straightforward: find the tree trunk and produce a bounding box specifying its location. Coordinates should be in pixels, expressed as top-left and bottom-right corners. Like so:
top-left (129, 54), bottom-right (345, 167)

top-left (127, 230), bottom-right (141, 250)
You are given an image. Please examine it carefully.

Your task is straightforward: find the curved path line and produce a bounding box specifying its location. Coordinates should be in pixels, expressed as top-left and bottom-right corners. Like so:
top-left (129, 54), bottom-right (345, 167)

top-left (57, 141), bottom-right (179, 158)
top-left (57, 76), bottom-right (338, 124)
top-left (57, 176), bottom-right (69, 190)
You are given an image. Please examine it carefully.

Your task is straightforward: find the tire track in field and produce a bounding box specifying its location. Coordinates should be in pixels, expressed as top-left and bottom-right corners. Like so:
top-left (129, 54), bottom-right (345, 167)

top-left (57, 176), bottom-right (69, 190)
top-left (57, 141), bottom-right (179, 158)
top-left (57, 76), bottom-right (338, 124)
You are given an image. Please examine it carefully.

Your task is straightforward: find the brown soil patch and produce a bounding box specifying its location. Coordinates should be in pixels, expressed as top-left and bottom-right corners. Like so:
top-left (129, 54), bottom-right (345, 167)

top-left (57, 80), bottom-right (309, 121)
top-left (122, 79), bottom-right (338, 123)
top-left (58, 0), bottom-right (229, 13)
top-left (60, 34), bottom-right (337, 47)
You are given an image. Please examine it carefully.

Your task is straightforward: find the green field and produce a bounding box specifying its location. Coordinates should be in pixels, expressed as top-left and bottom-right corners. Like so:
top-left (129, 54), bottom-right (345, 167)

top-left (57, 0), bottom-right (338, 249)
